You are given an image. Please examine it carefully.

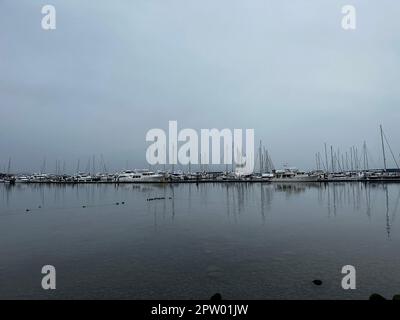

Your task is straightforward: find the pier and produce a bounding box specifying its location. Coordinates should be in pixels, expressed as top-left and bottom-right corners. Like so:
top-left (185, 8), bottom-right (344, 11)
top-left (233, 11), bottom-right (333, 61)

top-left (1, 169), bottom-right (400, 184)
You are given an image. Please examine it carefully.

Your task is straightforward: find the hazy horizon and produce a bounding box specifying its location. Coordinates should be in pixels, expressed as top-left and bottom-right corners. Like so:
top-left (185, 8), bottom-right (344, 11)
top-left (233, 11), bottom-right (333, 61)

top-left (1, 0), bottom-right (400, 173)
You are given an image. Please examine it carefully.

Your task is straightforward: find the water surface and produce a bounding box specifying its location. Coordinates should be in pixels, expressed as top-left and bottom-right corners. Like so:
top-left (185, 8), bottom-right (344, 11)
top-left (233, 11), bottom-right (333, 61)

top-left (0, 182), bottom-right (399, 299)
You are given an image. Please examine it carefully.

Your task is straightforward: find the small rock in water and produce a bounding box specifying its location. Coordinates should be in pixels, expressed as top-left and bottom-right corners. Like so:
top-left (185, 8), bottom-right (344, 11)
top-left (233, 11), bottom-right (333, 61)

top-left (312, 280), bottom-right (323, 286)
top-left (82, 205), bottom-right (86, 208)
top-left (369, 293), bottom-right (386, 300)
top-left (210, 293), bottom-right (222, 301)
top-left (392, 294), bottom-right (400, 300)
top-left (38, 206), bottom-right (41, 209)
top-left (25, 209), bottom-right (30, 212)
top-left (121, 202), bottom-right (125, 204)
top-left (116, 202), bottom-right (119, 205)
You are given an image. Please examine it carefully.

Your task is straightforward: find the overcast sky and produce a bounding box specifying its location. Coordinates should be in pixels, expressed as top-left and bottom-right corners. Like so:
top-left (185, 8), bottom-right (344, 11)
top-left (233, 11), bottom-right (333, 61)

top-left (1, 0), bottom-right (399, 173)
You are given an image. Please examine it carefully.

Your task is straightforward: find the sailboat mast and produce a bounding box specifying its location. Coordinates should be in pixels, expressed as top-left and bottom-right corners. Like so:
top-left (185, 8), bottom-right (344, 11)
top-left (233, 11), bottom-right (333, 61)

top-left (380, 124), bottom-right (387, 172)
top-left (324, 143), bottom-right (329, 173)
top-left (7, 157), bottom-right (11, 174)
top-left (259, 140), bottom-right (262, 174)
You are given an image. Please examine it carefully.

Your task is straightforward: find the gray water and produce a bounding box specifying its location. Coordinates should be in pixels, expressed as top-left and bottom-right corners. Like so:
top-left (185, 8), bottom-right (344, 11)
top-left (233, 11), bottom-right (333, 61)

top-left (0, 182), bottom-right (399, 300)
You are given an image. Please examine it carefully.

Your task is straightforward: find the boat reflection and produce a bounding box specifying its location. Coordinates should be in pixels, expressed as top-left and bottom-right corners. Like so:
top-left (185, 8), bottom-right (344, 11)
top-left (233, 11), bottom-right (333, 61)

top-left (1, 182), bottom-right (399, 237)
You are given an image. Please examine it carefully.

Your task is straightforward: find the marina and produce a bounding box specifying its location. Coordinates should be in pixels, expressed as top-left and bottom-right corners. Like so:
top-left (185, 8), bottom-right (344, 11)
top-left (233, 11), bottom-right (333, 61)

top-left (1, 168), bottom-right (400, 184)
top-left (3, 0), bottom-right (400, 305)
top-left (2, 126), bottom-right (399, 184)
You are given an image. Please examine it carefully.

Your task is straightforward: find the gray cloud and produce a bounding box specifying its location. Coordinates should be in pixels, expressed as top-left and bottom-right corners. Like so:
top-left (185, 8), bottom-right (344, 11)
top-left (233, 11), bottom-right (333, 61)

top-left (1, 0), bottom-right (399, 172)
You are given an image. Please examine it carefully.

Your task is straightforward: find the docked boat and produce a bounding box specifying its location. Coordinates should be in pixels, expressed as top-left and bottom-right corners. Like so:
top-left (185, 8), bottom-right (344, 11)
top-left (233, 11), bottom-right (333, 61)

top-left (4, 177), bottom-right (16, 184)
top-left (15, 175), bottom-right (30, 183)
top-left (366, 172), bottom-right (400, 182)
top-left (326, 172), bottom-right (365, 181)
top-left (28, 173), bottom-right (50, 182)
top-left (261, 173), bottom-right (274, 181)
top-left (73, 173), bottom-right (93, 182)
top-left (115, 170), bottom-right (164, 182)
top-left (271, 168), bottom-right (322, 182)
top-left (97, 173), bottom-right (115, 182)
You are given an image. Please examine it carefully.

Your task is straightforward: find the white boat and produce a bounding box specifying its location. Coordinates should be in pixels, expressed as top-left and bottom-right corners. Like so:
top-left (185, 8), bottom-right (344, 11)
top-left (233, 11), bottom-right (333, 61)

top-left (271, 168), bottom-right (321, 182)
top-left (15, 176), bottom-right (30, 183)
top-left (97, 174), bottom-right (114, 182)
top-left (28, 173), bottom-right (50, 182)
top-left (74, 173), bottom-right (93, 182)
top-left (116, 170), bottom-right (164, 182)
top-left (327, 172), bottom-right (365, 181)
top-left (169, 170), bottom-right (186, 181)
top-left (2, 177), bottom-right (16, 184)
top-left (261, 173), bottom-right (274, 180)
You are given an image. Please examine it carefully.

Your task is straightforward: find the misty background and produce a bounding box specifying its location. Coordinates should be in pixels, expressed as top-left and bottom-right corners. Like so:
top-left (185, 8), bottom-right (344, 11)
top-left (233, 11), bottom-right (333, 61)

top-left (1, 0), bottom-right (399, 173)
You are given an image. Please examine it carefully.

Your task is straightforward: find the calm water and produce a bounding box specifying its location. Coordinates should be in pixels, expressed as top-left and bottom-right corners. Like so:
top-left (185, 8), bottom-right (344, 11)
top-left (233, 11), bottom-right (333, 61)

top-left (0, 182), bottom-right (399, 300)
